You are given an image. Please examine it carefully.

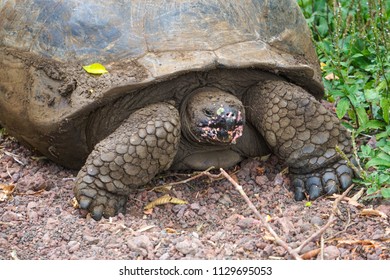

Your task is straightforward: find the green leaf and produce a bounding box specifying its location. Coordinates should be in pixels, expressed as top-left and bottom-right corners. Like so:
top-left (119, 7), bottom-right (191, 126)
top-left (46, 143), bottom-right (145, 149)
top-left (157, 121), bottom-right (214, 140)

top-left (82, 63), bottom-right (108, 75)
top-left (364, 89), bottom-right (379, 101)
top-left (356, 107), bottom-right (369, 127)
top-left (377, 152), bottom-right (390, 162)
top-left (356, 120), bottom-right (386, 134)
top-left (365, 158), bottom-right (390, 168)
top-left (380, 98), bottom-right (389, 124)
top-left (336, 98), bottom-right (350, 119)
top-left (381, 188), bottom-right (390, 199)
top-left (366, 186), bottom-right (377, 195)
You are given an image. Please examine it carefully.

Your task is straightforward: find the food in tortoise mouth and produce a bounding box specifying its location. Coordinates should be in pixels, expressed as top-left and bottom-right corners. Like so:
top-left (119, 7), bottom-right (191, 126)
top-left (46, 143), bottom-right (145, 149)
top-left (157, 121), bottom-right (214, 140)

top-left (0, 0), bottom-right (354, 220)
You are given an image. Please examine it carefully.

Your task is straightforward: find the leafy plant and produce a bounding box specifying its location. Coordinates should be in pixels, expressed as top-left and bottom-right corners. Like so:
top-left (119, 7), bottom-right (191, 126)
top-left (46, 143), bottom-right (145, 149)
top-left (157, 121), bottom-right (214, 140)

top-left (298, 0), bottom-right (390, 199)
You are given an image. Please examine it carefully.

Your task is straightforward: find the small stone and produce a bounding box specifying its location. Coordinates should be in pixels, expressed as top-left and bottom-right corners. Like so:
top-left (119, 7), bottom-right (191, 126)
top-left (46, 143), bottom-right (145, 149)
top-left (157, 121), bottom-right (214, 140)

top-left (310, 216), bottom-right (324, 226)
top-left (210, 231), bottom-right (224, 242)
top-left (175, 239), bottom-right (198, 255)
top-left (127, 235), bottom-right (153, 257)
top-left (42, 232), bottom-right (50, 244)
top-left (318, 246), bottom-right (340, 260)
top-left (237, 217), bottom-right (257, 229)
top-left (255, 175), bottom-right (269, 185)
top-left (219, 194), bottom-right (233, 207)
top-left (159, 253), bottom-right (170, 260)
top-left (1, 211), bottom-right (22, 222)
top-left (27, 201), bottom-right (38, 211)
top-left (190, 202), bottom-right (201, 211)
top-left (67, 241), bottom-right (80, 253)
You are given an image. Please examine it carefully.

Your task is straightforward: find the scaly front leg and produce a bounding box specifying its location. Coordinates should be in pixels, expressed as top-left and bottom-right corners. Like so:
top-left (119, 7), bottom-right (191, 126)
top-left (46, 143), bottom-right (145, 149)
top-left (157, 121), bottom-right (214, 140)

top-left (244, 80), bottom-right (354, 200)
top-left (74, 103), bottom-right (181, 220)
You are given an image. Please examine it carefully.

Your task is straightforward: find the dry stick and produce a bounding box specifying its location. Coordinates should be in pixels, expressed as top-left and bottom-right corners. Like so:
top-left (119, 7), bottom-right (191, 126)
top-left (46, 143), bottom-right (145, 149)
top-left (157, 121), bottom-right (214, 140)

top-left (294, 184), bottom-right (355, 254)
top-left (151, 167), bottom-right (220, 191)
top-left (161, 166), bottom-right (354, 259)
top-left (219, 168), bottom-right (303, 260)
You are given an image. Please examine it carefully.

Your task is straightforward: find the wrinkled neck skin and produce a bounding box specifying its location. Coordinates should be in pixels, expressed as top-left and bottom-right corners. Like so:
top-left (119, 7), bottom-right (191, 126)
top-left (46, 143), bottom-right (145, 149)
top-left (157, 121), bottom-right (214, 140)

top-left (180, 87), bottom-right (245, 147)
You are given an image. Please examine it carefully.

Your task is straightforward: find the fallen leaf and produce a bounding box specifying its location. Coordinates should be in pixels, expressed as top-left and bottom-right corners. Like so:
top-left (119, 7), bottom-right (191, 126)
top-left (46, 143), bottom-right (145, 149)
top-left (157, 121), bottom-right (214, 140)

top-left (82, 63), bottom-right (108, 74)
top-left (144, 194), bottom-right (188, 210)
top-left (0, 184), bottom-right (15, 202)
top-left (320, 62), bottom-right (326, 70)
top-left (143, 208), bottom-right (153, 215)
top-left (165, 227), bottom-right (177, 234)
top-left (351, 188), bottom-right (364, 201)
top-left (360, 208), bottom-right (388, 219)
top-left (256, 167), bottom-right (265, 175)
top-left (325, 73), bottom-right (340, 80)
top-left (301, 248), bottom-right (320, 260)
top-left (337, 239), bottom-right (377, 246)
top-left (152, 185), bottom-right (172, 193)
top-left (70, 197), bottom-right (79, 208)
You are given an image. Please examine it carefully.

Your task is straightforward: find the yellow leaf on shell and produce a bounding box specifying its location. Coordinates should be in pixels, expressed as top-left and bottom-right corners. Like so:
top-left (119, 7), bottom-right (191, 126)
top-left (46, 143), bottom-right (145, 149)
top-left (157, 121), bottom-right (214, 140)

top-left (82, 63), bottom-right (108, 74)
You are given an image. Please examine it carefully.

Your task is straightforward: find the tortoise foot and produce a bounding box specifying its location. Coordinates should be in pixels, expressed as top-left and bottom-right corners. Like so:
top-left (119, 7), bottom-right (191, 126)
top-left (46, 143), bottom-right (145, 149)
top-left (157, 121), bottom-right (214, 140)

top-left (292, 159), bottom-right (354, 201)
top-left (74, 173), bottom-right (128, 220)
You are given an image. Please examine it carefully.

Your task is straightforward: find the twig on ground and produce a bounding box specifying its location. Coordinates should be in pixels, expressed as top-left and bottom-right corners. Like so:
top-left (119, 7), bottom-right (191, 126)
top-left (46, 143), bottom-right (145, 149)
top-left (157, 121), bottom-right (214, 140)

top-left (320, 234), bottom-right (325, 260)
top-left (151, 166), bottom-right (220, 192)
top-left (294, 184), bottom-right (355, 254)
top-left (4, 151), bottom-right (26, 166)
top-left (161, 166), bottom-right (355, 260)
top-left (219, 168), bottom-right (303, 260)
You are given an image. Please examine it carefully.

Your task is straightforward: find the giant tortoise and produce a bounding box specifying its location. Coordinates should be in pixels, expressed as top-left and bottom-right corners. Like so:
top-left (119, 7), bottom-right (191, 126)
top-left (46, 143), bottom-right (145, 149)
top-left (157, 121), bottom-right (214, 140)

top-left (0, 0), bottom-right (353, 220)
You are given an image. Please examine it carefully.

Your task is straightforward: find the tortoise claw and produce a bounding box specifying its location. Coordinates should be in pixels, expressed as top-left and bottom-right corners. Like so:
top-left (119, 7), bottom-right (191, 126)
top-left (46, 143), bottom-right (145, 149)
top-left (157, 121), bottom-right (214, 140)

top-left (291, 159), bottom-right (355, 201)
top-left (293, 178), bottom-right (305, 201)
top-left (91, 205), bottom-right (104, 221)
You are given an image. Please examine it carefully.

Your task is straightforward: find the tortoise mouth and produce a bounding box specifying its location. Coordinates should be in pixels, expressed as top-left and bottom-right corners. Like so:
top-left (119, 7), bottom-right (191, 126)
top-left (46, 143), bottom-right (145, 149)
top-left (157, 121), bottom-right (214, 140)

top-left (198, 106), bottom-right (244, 144)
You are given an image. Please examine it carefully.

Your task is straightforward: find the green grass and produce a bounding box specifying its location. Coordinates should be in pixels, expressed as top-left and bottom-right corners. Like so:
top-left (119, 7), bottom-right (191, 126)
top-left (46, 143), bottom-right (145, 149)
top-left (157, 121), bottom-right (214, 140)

top-left (298, 0), bottom-right (390, 199)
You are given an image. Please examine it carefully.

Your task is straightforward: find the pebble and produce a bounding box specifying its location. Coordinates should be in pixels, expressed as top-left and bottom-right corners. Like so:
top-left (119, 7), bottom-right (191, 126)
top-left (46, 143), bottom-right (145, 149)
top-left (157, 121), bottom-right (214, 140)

top-left (237, 217), bottom-right (257, 229)
top-left (175, 239), bottom-right (199, 255)
top-left (190, 202), bottom-right (201, 211)
top-left (255, 175), bottom-right (269, 185)
top-left (159, 252), bottom-right (170, 260)
top-left (127, 235), bottom-right (153, 257)
top-left (210, 231), bottom-right (224, 242)
top-left (219, 194), bottom-right (233, 207)
top-left (67, 241), bottom-right (80, 253)
top-left (310, 216), bottom-right (324, 226)
top-left (42, 232), bottom-right (51, 244)
top-left (318, 246), bottom-right (340, 260)
top-left (84, 235), bottom-right (100, 245)
top-left (27, 211), bottom-right (39, 221)
top-left (45, 217), bottom-right (59, 230)
top-left (1, 211), bottom-right (22, 222)
top-left (27, 201), bottom-right (38, 211)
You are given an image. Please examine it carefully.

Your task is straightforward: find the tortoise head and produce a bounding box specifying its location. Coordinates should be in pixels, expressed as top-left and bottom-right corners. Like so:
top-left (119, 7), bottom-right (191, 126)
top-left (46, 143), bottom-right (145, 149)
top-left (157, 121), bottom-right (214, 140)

top-left (183, 87), bottom-right (245, 145)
